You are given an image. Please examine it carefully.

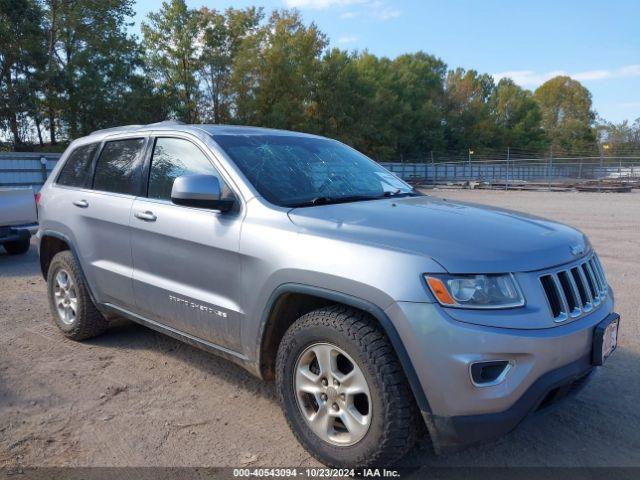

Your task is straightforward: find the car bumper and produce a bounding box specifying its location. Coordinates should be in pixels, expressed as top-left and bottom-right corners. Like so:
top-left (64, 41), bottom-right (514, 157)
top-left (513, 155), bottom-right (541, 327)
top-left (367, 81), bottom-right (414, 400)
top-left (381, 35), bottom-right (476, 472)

top-left (0, 224), bottom-right (36, 243)
top-left (385, 296), bottom-right (616, 452)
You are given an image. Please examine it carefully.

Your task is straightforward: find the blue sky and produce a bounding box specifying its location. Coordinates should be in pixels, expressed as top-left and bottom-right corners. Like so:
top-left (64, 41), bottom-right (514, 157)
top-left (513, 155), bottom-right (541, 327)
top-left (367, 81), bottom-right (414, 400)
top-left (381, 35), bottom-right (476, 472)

top-left (133, 0), bottom-right (640, 123)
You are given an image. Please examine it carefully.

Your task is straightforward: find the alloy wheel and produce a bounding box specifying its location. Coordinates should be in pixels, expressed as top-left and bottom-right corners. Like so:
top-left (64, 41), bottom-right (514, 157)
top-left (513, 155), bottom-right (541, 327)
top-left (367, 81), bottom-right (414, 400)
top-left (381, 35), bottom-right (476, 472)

top-left (53, 269), bottom-right (78, 325)
top-left (294, 342), bottom-right (371, 446)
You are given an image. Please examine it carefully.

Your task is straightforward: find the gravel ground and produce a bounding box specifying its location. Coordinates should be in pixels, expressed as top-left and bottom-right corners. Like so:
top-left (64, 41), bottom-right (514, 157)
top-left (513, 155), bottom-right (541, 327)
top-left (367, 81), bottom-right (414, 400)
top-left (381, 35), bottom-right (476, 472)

top-left (1, 189), bottom-right (639, 469)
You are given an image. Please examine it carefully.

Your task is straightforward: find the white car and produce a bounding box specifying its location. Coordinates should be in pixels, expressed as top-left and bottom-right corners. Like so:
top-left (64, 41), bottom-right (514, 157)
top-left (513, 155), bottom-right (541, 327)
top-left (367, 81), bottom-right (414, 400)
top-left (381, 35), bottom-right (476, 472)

top-left (0, 187), bottom-right (38, 255)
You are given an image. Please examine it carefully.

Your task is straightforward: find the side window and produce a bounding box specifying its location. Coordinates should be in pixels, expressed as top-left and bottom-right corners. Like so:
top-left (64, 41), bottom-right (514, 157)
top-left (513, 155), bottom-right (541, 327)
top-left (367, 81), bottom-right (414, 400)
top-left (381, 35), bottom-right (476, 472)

top-left (56, 143), bottom-right (98, 188)
top-left (93, 138), bottom-right (146, 195)
top-left (148, 137), bottom-right (231, 201)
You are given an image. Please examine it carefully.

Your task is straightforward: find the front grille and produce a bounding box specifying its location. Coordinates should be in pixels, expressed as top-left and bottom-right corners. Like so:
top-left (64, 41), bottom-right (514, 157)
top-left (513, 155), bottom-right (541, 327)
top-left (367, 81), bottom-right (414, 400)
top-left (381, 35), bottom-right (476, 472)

top-left (539, 254), bottom-right (608, 322)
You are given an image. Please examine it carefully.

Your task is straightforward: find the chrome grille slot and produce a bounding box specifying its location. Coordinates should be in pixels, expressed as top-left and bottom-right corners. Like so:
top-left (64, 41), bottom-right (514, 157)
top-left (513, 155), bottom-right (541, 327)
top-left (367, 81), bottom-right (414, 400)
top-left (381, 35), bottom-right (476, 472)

top-left (540, 274), bottom-right (565, 320)
top-left (557, 271), bottom-right (577, 313)
top-left (589, 258), bottom-right (603, 292)
top-left (570, 267), bottom-right (589, 307)
top-left (539, 254), bottom-right (607, 322)
top-left (582, 263), bottom-right (598, 302)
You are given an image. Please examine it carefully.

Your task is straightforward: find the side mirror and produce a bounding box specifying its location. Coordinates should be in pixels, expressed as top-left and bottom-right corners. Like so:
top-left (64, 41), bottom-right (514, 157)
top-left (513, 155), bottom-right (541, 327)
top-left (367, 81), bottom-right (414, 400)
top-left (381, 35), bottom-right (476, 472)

top-left (171, 174), bottom-right (234, 212)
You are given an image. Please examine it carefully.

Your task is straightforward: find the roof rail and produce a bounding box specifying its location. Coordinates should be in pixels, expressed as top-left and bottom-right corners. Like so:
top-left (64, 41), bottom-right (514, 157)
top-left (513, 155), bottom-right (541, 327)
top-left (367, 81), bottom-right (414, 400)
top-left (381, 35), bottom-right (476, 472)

top-left (89, 120), bottom-right (186, 136)
top-left (89, 125), bottom-right (143, 136)
top-left (145, 120), bottom-right (186, 127)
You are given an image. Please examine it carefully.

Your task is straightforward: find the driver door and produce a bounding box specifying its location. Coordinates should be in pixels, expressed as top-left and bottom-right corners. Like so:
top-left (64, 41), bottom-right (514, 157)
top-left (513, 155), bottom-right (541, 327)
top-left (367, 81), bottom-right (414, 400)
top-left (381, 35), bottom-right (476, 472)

top-left (130, 136), bottom-right (243, 351)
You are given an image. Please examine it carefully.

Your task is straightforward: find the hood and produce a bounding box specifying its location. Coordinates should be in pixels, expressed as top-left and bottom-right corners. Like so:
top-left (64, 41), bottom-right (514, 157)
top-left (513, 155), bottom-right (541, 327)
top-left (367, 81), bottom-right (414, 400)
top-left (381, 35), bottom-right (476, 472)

top-left (287, 195), bottom-right (590, 273)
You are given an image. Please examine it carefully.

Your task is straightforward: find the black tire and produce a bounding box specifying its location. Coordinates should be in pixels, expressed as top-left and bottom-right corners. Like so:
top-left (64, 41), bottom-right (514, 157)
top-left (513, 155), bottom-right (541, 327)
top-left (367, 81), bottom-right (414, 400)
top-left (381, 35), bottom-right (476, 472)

top-left (276, 305), bottom-right (419, 467)
top-left (3, 237), bottom-right (30, 255)
top-left (47, 250), bottom-right (108, 340)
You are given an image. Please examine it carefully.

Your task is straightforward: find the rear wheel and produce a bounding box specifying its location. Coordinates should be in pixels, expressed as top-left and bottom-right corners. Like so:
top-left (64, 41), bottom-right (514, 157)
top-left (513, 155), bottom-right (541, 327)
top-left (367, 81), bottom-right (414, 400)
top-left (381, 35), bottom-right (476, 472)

top-left (3, 237), bottom-right (30, 255)
top-left (47, 251), bottom-right (108, 340)
top-left (276, 305), bottom-right (419, 467)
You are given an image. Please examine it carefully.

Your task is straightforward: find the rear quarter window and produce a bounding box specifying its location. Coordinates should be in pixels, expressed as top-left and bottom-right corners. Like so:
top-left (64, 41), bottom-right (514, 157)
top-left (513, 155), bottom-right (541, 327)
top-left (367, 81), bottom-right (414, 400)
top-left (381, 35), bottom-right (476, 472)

top-left (56, 143), bottom-right (99, 188)
top-left (92, 138), bottom-right (146, 195)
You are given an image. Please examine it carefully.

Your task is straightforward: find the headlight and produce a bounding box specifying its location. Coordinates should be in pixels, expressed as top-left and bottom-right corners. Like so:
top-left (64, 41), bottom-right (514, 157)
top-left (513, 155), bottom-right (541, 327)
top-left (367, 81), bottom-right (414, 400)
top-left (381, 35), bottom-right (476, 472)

top-left (424, 273), bottom-right (525, 309)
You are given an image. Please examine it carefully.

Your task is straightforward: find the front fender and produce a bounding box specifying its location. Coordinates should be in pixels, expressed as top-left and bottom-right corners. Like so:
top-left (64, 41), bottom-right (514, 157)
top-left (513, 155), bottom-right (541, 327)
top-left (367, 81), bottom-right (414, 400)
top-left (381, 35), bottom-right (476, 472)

top-left (255, 282), bottom-right (433, 416)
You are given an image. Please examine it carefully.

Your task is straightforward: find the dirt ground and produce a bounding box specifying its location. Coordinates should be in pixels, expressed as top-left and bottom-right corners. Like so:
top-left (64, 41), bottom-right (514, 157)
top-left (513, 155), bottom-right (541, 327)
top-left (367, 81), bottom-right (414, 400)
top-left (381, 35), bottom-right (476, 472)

top-left (1, 189), bottom-right (639, 469)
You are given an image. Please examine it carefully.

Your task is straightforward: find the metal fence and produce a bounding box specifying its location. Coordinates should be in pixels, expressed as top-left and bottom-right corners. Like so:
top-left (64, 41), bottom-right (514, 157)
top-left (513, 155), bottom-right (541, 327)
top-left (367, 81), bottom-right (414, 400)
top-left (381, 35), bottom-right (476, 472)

top-left (382, 155), bottom-right (640, 190)
top-left (0, 152), bottom-right (61, 190)
top-left (2, 150), bottom-right (640, 192)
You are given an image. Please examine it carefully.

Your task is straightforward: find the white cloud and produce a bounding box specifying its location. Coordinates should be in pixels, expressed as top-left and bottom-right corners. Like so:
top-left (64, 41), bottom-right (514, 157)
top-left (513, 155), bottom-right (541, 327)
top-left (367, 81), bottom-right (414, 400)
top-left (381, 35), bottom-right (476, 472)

top-left (493, 64), bottom-right (640, 88)
top-left (284, 0), bottom-right (366, 9)
top-left (619, 65), bottom-right (640, 77)
top-left (340, 11), bottom-right (359, 19)
top-left (573, 70), bottom-right (612, 81)
top-left (492, 70), bottom-right (565, 86)
top-left (618, 101), bottom-right (640, 109)
top-left (284, 0), bottom-right (400, 20)
top-left (338, 34), bottom-right (358, 44)
top-left (369, 0), bottom-right (401, 20)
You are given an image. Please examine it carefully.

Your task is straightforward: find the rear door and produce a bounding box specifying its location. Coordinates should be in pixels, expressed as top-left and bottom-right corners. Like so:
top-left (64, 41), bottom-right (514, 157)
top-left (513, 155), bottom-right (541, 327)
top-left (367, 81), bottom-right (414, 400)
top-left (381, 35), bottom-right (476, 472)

top-left (130, 136), bottom-right (243, 351)
top-left (68, 137), bottom-right (147, 309)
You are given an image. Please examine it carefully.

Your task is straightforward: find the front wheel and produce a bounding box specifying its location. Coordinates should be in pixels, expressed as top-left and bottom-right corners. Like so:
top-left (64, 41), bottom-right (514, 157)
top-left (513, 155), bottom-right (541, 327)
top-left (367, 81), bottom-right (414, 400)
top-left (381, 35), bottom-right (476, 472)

top-left (276, 305), bottom-right (419, 467)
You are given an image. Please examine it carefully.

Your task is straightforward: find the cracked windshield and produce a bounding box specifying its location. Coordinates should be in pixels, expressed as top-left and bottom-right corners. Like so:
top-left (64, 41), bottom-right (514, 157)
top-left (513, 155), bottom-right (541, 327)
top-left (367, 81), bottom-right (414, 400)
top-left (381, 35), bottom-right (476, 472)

top-left (212, 134), bottom-right (418, 207)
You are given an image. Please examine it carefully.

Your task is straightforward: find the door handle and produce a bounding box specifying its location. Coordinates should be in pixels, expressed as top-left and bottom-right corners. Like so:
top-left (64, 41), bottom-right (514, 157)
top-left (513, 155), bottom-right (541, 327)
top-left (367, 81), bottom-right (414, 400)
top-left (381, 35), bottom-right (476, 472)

top-left (134, 210), bottom-right (157, 222)
top-left (72, 199), bottom-right (89, 208)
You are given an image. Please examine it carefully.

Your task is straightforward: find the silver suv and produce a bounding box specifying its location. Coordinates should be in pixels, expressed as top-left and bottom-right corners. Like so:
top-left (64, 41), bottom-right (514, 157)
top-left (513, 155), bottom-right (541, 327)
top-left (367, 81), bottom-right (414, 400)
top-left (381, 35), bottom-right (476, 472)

top-left (36, 122), bottom-right (619, 467)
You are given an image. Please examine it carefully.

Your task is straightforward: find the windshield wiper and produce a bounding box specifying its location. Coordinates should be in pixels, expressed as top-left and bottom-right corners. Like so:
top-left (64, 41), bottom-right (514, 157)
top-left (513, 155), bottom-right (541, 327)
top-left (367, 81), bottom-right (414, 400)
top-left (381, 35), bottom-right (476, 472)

top-left (286, 194), bottom-right (380, 208)
top-left (286, 189), bottom-right (422, 208)
top-left (381, 189), bottom-right (420, 198)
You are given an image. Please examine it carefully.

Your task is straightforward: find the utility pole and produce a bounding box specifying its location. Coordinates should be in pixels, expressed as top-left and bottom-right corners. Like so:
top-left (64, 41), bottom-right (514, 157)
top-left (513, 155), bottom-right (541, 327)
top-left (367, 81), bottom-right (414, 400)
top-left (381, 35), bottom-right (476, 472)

top-left (431, 151), bottom-right (435, 188)
top-left (618, 149), bottom-right (622, 180)
top-left (600, 143), bottom-right (609, 192)
top-left (505, 146), bottom-right (510, 191)
top-left (548, 145), bottom-right (553, 191)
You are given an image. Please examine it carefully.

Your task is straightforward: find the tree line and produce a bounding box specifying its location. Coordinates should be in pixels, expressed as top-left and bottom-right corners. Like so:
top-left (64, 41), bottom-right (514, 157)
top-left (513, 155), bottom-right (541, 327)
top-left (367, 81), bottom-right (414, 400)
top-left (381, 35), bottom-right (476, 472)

top-left (1, 0), bottom-right (638, 159)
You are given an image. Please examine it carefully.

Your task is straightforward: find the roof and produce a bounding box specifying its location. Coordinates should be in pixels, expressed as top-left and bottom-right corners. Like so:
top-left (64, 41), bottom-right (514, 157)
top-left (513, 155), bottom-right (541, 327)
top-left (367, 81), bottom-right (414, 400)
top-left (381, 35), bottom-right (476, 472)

top-left (89, 121), bottom-right (319, 139)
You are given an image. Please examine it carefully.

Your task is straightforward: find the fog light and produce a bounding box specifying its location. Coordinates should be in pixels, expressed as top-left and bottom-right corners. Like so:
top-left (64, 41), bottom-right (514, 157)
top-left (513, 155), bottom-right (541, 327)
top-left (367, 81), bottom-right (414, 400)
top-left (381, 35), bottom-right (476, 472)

top-left (469, 360), bottom-right (512, 387)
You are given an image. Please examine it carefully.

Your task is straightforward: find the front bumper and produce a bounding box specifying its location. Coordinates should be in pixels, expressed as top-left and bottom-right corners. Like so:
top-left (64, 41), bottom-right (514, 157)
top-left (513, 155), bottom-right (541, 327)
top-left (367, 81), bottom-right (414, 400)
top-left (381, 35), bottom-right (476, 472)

top-left (425, 352), bottom-right (595, 452)
top-left (385, 296), bottom-right (616, 452)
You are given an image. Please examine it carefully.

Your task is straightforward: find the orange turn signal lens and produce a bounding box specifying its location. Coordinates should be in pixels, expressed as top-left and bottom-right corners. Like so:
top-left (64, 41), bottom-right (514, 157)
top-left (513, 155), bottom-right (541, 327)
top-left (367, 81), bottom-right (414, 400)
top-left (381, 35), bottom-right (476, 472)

top-left (425, 276), bottom-right (456, 305)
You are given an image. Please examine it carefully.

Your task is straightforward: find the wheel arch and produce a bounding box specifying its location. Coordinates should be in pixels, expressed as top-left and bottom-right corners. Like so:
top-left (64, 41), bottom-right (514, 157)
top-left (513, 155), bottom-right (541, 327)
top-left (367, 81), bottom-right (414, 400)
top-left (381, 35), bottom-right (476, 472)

top-left (39, 231), bottom-right (72, 279)
top-left (257, 283), bottom-right (432, 414)
top-left (39, 230), bottom-right (101, 308)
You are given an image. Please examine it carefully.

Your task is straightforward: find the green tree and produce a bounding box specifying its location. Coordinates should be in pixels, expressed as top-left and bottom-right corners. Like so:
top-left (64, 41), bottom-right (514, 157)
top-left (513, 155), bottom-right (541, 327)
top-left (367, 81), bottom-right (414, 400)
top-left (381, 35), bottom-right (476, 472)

top-left (231, 10), bottom-right (327, 130)
top-left (307, 48), bottom-right (370, 146)
top-left (40, 0), bottom-right (62, 144)
top-left (489, 78), bottom-right (546, 151)
top-left (142, 0), bottom-right (202, 123)
top-left (386, 52), bottom-right (447, 159)
top-left (0, 0), bottom-right (45, 148)
top-left (443, 68), bottom-right (496, 151)
top-left (349, 52), bottom-right (396, 159)
top-left (198, 6), bottom-right (263, 123)
top-left (534, 76), bottom-right (596, 153)
top-left (39, 0), bottom-right (147, 140)
top-left (348, 51), bottom-right (447, 160)
top-left (597, 117), bottom-right (640, 156)
top-left (0, 2), bottom-right (619, 158)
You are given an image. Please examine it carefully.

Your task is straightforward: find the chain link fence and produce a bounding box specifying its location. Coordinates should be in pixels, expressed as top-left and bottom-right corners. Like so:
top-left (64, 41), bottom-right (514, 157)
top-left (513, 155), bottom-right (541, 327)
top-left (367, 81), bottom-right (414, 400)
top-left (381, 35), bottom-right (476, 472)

top-left (2, 148), bottom-right (640, 193)
top-left (382, 148), bottom-right (640, 192)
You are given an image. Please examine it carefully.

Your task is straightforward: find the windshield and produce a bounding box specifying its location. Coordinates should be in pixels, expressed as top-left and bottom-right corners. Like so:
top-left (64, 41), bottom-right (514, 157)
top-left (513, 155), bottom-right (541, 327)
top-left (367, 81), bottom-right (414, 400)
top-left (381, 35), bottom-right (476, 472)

top-left (212, 134), bottom-right (417, 207)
